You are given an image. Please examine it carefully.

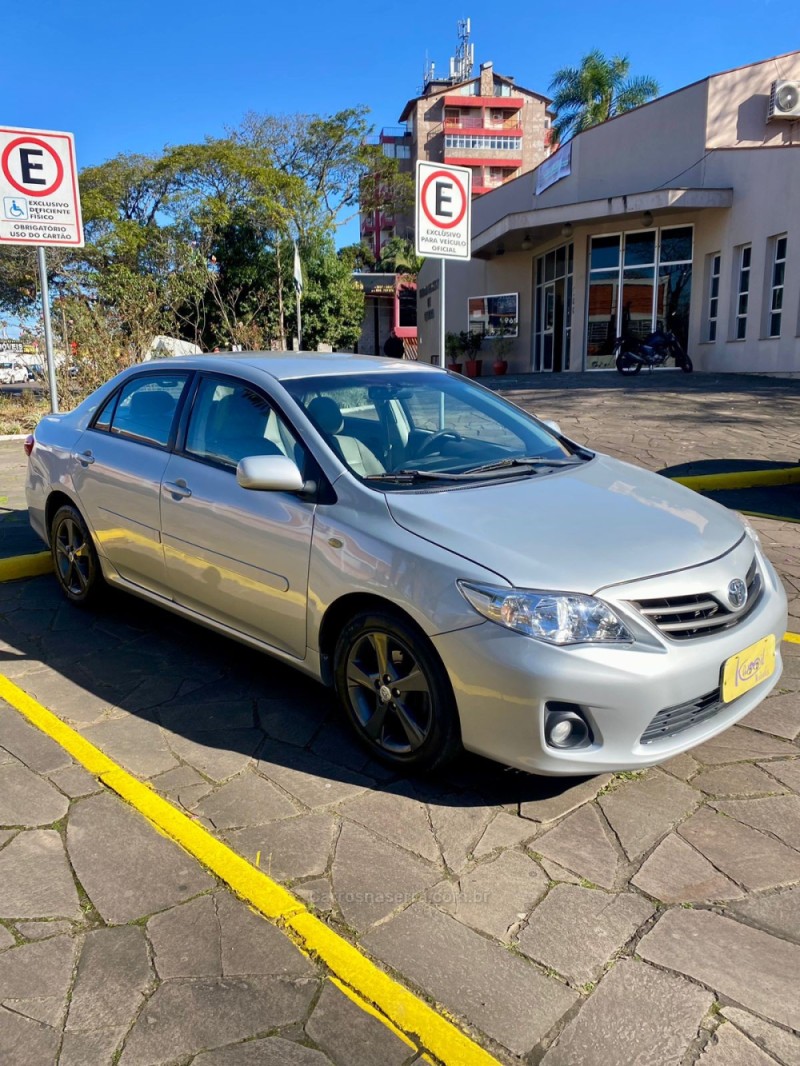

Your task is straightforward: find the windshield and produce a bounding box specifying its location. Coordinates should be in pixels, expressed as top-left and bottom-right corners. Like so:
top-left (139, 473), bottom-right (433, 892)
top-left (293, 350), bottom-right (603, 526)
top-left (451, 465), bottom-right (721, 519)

top-left (282, 370), bottom-right (584, 487)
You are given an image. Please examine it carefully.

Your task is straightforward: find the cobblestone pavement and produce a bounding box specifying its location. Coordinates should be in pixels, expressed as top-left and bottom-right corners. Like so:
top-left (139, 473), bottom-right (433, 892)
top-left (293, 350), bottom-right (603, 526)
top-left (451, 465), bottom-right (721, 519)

top-left (1, 373), bottom-right (799, 1065)
top-left (0, 706), bottom-right (428, 1066)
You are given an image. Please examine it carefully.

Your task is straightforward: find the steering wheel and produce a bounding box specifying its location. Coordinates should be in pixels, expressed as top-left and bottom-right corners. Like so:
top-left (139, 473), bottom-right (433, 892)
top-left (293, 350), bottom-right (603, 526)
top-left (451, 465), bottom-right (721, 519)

top-left (415, 428), bottom-right (463, 459)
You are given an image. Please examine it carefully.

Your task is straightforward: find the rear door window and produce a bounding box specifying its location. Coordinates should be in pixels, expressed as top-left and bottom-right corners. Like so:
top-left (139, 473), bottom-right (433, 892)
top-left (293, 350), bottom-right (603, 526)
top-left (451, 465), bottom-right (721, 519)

top-left (105, 374), bottom-right (191, 448)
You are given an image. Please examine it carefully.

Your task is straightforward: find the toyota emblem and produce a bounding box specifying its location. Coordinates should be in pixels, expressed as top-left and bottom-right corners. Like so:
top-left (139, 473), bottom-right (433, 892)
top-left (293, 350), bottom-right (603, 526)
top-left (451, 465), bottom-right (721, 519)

top-left (728, 578), bottom-right (747, 610)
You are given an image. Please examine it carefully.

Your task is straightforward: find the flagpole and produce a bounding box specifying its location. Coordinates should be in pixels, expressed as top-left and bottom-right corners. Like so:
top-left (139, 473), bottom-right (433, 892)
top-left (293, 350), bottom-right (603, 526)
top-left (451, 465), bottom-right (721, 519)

top-left (293, 241), bottom-right (303, 351)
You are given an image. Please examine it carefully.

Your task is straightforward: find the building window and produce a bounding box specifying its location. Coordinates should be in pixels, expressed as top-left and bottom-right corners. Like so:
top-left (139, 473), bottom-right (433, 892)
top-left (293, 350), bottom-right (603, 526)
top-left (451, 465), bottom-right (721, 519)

top-left (767, 235), bottom-right (787, 338)
top-left (734, 245), bottom-right (751, 340)
top-left (707, 253), bottom-right (721, 341)
top-left (467, 293), bottom-right (519, 337)
top-left (585, 226), bottom-right (693, 369)
top-left (707, 254), bottom-right (721, 340)
top-left (444, 134), bottom-right (522, 151)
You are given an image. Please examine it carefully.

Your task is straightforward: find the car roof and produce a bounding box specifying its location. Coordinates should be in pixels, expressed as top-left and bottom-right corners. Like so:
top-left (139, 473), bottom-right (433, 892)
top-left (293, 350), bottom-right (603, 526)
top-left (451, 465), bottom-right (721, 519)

top-left (137, 351), bottom-right (443, 381)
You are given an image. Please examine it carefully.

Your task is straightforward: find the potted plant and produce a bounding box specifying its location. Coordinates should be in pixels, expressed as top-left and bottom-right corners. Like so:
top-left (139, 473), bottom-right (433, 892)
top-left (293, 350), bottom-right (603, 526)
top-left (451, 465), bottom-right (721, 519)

top-left (445, 332), bottom-right (463, 373)
top-left (491, 328), bottom-right (514, 375)
top-left (460, 330), bottom-right (483, 378)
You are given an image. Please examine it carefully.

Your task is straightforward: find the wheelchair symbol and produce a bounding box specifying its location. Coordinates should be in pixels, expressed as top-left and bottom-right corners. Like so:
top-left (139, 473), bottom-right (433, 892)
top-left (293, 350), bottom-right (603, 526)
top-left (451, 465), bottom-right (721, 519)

top-left (3, 197), bottom-right (28, 220)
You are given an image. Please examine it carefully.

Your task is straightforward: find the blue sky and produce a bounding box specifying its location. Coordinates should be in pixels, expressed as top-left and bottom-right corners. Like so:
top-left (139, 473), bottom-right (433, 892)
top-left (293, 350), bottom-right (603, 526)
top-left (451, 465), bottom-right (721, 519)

top-left (2, 0), bottom-right (795, 250)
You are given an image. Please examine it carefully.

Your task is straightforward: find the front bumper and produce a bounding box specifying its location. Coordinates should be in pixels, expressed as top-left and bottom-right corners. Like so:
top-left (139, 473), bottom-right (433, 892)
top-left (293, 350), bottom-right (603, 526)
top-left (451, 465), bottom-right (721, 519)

top-left (432, 549), bottom-right (788, 775)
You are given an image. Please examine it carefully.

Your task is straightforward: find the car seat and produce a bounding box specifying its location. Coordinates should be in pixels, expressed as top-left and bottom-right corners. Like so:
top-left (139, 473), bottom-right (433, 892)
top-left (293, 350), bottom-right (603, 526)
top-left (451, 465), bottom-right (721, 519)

top-left (306, 396), bottom-right (385, 476)
top-left (208, 390), bottom-right (282, 467)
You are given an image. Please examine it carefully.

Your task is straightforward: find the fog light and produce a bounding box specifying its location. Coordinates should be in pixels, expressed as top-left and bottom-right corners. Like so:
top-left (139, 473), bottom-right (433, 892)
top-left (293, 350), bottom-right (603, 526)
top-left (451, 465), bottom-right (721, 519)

top-left (545, 703), bottom-right (593, 749)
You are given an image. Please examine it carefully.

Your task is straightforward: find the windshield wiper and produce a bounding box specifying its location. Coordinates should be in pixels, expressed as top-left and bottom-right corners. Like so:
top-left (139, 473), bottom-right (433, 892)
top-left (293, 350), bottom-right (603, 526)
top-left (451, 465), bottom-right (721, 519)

top-left (365, 458), bottom-right (582, 484)
top-left (364, 469), bottom-right (473, 483)
top-left (463, 456), bottom-right (583, 475)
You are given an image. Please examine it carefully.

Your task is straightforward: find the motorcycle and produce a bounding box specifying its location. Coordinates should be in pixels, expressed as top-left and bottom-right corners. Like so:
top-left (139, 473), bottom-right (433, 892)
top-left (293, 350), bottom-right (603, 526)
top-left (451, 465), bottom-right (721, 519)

top-left (614, 329), bottom-right (693, 376)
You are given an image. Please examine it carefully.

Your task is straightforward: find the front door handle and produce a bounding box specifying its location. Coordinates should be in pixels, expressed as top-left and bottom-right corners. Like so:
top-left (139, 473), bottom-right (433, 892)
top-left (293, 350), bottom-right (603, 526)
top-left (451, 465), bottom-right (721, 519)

top-left (164, 479), bottom-right (192, 499)
top-left (73, 450), bottom-right (95, 466)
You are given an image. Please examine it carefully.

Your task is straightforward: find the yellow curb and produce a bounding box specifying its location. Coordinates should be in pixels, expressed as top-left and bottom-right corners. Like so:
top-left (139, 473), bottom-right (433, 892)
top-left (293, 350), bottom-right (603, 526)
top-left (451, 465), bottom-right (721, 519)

top-left (670, 466), bottom-right (800, 491)
top-left (785, 632), bottom-right (800, 645)
top-left (0, 674), bottom-right (502, 1066)
top-left (738, 510), bottom-right (800, 525)
top-left (0, 551), bottom-right (52, 582)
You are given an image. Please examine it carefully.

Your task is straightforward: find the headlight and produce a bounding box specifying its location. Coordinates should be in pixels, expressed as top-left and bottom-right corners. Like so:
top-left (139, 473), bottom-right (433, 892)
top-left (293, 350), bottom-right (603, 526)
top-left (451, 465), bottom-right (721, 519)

top-left (741, 516), bottom-right (761, 547)
top-left (458, 581), bottom-right (634, 646)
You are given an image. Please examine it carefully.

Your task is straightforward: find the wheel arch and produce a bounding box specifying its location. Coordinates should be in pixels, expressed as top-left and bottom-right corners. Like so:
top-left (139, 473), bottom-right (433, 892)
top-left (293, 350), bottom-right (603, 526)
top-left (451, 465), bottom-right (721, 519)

top-left (45, 490), bottom-right (81, 540)
top-left (317, 592), bottom-right (437, 688)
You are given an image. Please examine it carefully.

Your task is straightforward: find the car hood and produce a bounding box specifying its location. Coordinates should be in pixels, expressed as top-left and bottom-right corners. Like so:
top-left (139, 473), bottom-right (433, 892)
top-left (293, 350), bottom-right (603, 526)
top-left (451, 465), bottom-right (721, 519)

top-left (385, 454), bottom-right (746, 593)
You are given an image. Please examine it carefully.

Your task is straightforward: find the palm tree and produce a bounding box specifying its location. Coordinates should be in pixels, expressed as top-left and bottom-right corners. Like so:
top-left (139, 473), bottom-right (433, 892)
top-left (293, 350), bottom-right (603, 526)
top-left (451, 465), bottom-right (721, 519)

top-left (549, 51), bottom-right (659, 144)
top-left (377, 237), bottom-right (424, 275)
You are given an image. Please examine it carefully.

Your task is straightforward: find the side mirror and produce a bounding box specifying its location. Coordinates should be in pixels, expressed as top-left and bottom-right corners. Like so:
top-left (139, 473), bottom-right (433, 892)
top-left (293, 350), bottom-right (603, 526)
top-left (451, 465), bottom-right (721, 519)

top-left (237, 454), bottom-right (307, 492)
top-left (542, 419), bottom-right (562, 436)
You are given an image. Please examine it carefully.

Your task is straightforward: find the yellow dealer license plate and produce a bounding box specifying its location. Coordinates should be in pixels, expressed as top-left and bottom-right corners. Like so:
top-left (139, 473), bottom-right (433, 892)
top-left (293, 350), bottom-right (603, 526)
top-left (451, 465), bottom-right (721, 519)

top-left (722, 635), bottom-right (776, 703)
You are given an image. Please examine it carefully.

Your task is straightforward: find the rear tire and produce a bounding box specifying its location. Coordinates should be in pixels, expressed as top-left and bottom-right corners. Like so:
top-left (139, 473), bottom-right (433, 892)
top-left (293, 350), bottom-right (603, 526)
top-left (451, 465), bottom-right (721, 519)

top-left (50, 504), bottom-right (104, 606)
top-left (333, 610), bottom-right (462, 772)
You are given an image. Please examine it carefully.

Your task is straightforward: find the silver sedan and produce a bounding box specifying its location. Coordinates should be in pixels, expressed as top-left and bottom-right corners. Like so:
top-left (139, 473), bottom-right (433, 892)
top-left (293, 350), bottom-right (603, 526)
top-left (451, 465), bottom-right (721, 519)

top-left (25, 353), bottom-right (787, 774)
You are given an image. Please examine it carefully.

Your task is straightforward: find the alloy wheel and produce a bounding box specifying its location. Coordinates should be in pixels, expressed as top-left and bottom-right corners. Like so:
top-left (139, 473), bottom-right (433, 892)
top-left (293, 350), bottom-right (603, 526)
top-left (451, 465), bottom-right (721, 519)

top-left (54, 516), bottom-right (92, 596)
top-left (344, 629), bottom-right (433, 755)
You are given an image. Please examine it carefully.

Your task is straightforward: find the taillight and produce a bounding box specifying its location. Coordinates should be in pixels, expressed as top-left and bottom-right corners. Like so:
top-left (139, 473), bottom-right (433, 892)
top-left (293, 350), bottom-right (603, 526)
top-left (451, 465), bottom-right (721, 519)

top-left (23, 434), bottom-right (34, 457)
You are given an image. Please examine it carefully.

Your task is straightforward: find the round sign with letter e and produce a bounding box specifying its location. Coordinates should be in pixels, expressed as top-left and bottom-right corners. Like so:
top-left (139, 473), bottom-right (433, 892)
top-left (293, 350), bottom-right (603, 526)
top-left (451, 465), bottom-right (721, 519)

top-left (415, 161), bottom-right (472, 261)
top-left (0, 126), bottom-right (84, 246)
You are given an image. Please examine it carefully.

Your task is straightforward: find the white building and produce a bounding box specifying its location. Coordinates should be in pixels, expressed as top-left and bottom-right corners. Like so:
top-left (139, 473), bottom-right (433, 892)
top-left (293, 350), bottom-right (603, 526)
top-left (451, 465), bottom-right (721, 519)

top-left (418, 52), bottom-right (800, 375)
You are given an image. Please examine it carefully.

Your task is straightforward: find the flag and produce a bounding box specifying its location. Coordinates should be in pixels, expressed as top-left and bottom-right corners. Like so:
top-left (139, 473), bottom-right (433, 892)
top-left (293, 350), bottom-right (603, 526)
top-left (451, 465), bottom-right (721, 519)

top-left (293, 243), bottom-right (303, 296)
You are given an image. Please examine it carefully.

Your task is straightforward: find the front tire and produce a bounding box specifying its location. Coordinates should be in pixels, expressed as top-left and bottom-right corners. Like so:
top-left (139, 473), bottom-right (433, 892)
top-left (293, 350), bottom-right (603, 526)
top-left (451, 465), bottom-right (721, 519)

top-left (679, 354), bottom-right (693, 373)
top-left (333, 610), bottom-right (462, 772)
top-left (50, 504), bottom-right (103, 606)
top-left (615, 350), bottom-right (642, 375)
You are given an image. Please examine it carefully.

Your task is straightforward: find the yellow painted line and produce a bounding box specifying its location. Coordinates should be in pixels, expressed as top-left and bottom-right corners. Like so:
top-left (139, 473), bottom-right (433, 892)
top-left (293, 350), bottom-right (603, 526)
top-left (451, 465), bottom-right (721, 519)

top-left (670, 466), bottom-right (800, 491)
top-left (0, 674), bottom-right (502, 1066)
top-left (0, 550), bottom-right (52, 582)
top-left (738, 510), bottom-right (800, 525)
top-left (785, 632), bottom-right (800, 645)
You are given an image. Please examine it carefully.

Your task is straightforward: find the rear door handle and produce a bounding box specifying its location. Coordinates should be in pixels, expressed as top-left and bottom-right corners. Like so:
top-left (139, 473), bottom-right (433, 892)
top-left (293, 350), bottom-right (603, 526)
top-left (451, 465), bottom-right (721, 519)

top-left (164, 479), bottom-right (192, 499)
top-left (73, 450), bottom-right (95, 466)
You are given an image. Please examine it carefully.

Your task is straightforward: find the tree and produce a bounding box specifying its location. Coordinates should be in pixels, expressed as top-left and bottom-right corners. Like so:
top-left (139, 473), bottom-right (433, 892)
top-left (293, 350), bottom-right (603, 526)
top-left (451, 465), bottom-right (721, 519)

top-left (376, 237), bottom-right (424, 275)
top-left (338, 241), bottom-right (376, 272)
top-left (549, 51), bottom-right (659, 143)
top-left (296, 236), bottom-right (364, 351)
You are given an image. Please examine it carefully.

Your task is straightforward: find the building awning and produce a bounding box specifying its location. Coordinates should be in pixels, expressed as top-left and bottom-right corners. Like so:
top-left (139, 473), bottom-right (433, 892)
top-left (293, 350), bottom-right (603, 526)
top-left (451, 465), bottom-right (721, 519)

top-left (472, 187), bottom-right (733, 256)
top-left (443, 156), bottom-right (522, 169)
top-left (443, 95), bottom-right (524, 109)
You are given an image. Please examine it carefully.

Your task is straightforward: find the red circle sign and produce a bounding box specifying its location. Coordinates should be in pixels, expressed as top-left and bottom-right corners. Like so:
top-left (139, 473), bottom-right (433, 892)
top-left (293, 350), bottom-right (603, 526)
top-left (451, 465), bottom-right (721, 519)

top-left (421, 170), bottom-right (467, 230)
top-left (1, 137), bottom-right (64, 197)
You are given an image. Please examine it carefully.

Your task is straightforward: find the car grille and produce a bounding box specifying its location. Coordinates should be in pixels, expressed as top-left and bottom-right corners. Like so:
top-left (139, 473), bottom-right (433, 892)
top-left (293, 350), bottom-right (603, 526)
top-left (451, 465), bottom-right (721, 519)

top-left (640, 688), bottom-right (725, 744)
top-left (631, 557), bottom-right (761, 641)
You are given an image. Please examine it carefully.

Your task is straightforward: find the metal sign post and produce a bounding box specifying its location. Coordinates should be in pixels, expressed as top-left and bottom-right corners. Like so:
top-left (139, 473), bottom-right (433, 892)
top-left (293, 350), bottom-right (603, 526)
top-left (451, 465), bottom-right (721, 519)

top-left (415, 160), bottom-right (472, 368)
top-left (37, 247), bottom-right (58, 412)
top-left (0, 126), bottom-right (84, 413)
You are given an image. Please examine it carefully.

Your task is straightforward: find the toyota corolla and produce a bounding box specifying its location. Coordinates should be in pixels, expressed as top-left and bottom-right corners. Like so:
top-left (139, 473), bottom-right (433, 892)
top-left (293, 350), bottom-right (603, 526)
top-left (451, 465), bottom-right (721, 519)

top-left (25, 353), bottom-right (787, 774)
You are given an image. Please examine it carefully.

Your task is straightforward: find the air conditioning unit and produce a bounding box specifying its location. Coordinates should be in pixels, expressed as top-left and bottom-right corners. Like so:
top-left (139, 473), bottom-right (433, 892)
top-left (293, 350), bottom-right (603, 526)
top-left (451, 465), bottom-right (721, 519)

top-left (767, 80), bottom-right (800, 120)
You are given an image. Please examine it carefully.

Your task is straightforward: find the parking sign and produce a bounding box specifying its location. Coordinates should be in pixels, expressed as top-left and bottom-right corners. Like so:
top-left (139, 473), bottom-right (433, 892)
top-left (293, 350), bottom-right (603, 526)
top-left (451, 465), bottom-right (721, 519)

top-left (0, 126), bottom-right (84, 246)
top-left (415, 161), bottom-right (471, 261)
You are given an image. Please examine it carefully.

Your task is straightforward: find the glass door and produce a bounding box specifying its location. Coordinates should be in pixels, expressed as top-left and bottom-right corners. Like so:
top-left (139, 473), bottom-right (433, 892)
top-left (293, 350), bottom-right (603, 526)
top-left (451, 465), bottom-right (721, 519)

top-left (533, 242), bottom-right (574, 372)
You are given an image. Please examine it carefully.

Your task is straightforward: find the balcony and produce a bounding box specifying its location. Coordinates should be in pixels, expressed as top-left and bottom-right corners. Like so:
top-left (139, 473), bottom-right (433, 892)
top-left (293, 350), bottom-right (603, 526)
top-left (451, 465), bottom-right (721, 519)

top-left (444, 115), bottom-right (523, 132)
top-left (380, 126), bottom-right (412, 142)
top-left (360, 214), bottom-right (376, 234)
